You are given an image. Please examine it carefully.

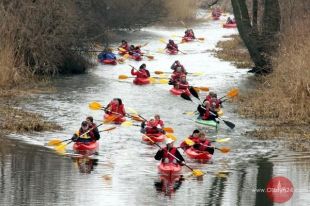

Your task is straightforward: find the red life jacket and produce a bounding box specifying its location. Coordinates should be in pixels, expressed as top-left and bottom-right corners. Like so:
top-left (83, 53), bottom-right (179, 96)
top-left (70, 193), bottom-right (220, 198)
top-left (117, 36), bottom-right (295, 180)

top-left (120, 44), bottom-right (129, 51)
top-left (171, 71), bottom-right (184, 81)
top-left (208, 99), bottom-right (221, 109)
top-left (167, 43), bottom-right (178, 51)
top-left (154, 119), bottom-right (164, 127)
top-left (107, 102), bottom-right (126, 116)
top-left (196, 139), bottom-right (211, 151)
top-left (205, 95), bottom-right (212, 102)
top-left (202, 108), bottom-right (211, 120)
top-left (177, 80), bottom-right (189, 89)
top-left (145, 121), bottom-right (158, 134)
top-left (131, 68), bottom-right (149, 78)
top-left (162, 147), bottom-right (177, 163)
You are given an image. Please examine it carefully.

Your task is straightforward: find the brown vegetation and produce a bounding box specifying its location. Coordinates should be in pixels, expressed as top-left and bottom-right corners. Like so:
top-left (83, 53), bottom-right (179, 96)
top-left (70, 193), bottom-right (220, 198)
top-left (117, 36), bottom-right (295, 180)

top-left (214, 35), bottom-right (253, 68)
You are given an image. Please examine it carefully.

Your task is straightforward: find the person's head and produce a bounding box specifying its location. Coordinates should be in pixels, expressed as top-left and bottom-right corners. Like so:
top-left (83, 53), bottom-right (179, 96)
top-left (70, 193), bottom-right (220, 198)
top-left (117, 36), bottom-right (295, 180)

top-left (208, 91), bottom-right (215, 97)
top-left (211, 93), bottom-right (217, 101)
top-left (130, 45), bottom-right (135, 49)
top-left (199, 132), bottom-right (207, 141)
top-left (169, 39), bottom-right (174, 44)
top-left (81, 121), bottom-right (89, 131)
top-left (121, 40), bottom-right (127, 44)
top-left (154, 114), bottom-right (160, 120)
top-left (86, 116), bottom-right (93, 124)
top-left (180, 75), bottom-right (186, 82)
top-left (113, 98), bottom-right (122, 105)
top-left (140, 63), bottom-right (146, 69)
top-left (192, 129), bottom-right (200, 137)
top-left (175, 60), bottom-right (180, 65)
top-left (165, 138), bottom-right (174, 149)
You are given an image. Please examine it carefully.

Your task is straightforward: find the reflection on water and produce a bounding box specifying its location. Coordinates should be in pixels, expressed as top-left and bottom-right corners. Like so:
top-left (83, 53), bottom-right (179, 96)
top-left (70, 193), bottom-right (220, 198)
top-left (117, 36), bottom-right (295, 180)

top-left (1, 18), bottom-right (310, 206)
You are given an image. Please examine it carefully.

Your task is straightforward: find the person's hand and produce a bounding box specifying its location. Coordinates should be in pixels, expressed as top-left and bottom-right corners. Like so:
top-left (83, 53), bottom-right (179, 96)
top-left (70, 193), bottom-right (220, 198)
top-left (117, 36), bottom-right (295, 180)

top-left (71, 134), bottom-right (78, 142)
top-left (180, 161), bottom-right (186, 166)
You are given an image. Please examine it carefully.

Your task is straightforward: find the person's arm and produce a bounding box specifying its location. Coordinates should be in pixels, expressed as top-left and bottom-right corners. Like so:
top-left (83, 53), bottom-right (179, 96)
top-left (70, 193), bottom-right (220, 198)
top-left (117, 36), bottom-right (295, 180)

top-left (175, 149), bottom-right (185, 162)
top-left (154, 149), bottom-right (163, 161)
top-left (131, 68), bottom-right (137, 75)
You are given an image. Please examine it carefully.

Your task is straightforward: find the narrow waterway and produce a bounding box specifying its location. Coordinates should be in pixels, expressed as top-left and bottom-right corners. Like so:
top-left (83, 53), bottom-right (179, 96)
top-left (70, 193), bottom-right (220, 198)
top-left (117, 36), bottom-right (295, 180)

top-left (0, 18), bottom-right (309, 206)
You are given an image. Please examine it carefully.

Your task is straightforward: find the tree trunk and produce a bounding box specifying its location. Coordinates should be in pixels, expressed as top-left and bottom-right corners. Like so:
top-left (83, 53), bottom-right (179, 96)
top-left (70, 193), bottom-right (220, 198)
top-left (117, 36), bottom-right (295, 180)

top-left (231, 0), bottom-right (281, 74)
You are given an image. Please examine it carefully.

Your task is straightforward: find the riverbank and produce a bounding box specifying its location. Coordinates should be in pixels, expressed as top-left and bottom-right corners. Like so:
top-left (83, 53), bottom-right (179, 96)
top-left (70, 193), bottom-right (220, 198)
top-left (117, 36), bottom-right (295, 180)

top-left (214, 34), bottom-right (310, 152)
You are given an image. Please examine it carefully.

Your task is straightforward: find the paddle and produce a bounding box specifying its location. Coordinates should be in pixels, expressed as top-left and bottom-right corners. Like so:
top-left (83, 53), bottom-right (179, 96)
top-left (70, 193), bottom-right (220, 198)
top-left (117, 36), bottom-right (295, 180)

top-left (180, 94), bottom-right (235, 129)
top-left (121, 121), bottom-right (174, 133)
top-left (143, 134), bottom-right (204, 177)
top-left (219, 88), bottom-right (239, 100)
top-left (118, 74), bottom-right (168, 84)
top-left (118, 47), bottom-right (154, 60)
top-left (154, 70), bottom-right (205, 77)
top-left (184, 138), bottom-right (231, 153)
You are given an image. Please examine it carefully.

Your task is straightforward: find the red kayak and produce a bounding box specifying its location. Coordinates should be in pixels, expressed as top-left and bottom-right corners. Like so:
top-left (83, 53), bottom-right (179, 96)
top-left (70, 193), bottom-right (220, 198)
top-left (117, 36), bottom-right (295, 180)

top-left (73, 141), bottom-right (99, 155)
top-left (130, 54), bottom-right (142, 61)
top-left (185, 147), bottom-right (212, 162)
top-left (170, 87), bottom-right (191, 96)
top-left (182, 37), bottom-right (195, 43)
top-left (142, 133), bottom-right (165, 144)
top-left (133, 78), bottom-right (150, 85)
top-left (166, 49), bottom-right (178, 55)
top-left (104, 114), bottom-right (126, 124)
top-left (101, 59), bottom-right (117, 65)
top-left (223, 23), bottom-right (237, 28)
top-left (158, 163), bottom-right (182, 177)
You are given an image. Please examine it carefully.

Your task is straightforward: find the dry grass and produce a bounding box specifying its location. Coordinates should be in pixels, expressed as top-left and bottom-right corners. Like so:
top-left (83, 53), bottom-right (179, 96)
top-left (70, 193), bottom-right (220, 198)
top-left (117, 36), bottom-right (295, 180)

top-left (213, 35), bottom-right (253, 68)
top-left (238, 20), bottom-right (310, 151)
top-left (0, 106), bottom-right (61, 133)
top-left (164, 0), bottom-right (199, 22)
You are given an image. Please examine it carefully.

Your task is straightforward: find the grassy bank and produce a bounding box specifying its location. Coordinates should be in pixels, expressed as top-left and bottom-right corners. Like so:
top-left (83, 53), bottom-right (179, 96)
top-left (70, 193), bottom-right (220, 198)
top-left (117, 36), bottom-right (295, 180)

top-left (217, 31), bottom-right (309, 151)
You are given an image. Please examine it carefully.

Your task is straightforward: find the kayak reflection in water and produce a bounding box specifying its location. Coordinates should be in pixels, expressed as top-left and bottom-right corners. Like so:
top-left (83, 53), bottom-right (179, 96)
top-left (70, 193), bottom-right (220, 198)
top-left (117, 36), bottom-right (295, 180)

top-left (72, 156), bottom-right (98, 174)
top-left (154, 175), bottom-right (185, 195)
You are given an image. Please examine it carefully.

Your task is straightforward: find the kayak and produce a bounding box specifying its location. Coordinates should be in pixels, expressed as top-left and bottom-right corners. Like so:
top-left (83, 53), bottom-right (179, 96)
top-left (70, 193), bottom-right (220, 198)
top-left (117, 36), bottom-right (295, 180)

top-left (212, 16), bottom-right (220, 20)
top-left (142, 133), bottom-right (166, 144)
top-left (166, 49), bottom-right (178, 55)
top-left (73, 141), bottom-right (99, 155)
top-left (216, 108), bottom-right (224, 116)
top-left (185, 147), bottom-right (212, 161)
top-left (101, 59), bottom-right (117, 65)
top-left (195, 117), bottom-right (219, 129)
top-left (133, 78), bottom-right (150, 85)
top-left (118, 48), bottom-right (127, 56)
top-left (130, 54), bottom-right (142, 61)
top-left (170, 87), bottom-right (191, 96)
top-left (182, 37), bottom-right (195, 43)
top-left (158, 163), bottom-right (182, 177)
top-left (223, 23), bottom-right (237, 28)
top-left (104, 113), bottom-right (126, 124)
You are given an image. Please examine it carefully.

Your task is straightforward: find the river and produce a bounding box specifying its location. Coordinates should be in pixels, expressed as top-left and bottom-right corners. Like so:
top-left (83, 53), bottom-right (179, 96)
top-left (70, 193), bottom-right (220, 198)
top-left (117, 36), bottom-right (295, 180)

top-left (0, 17), bottom-right (309, 206)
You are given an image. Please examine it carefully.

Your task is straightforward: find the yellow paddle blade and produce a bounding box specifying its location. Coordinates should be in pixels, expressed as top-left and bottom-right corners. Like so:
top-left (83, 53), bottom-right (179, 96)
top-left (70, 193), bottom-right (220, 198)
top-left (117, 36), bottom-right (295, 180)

top-left (158, 79), bottom-right (169, 84)
top-left (127, 107), bottom-right (138, 114)
top-left (215, 138), bottom-right (231, 143)
top-left (130, 114), bottom-right (144, 122)
top-left (184, 138), bottom-right (195, 146)
top-left (163, 127), bottom-right (174, 133)
top-left (146, 55), bottom-right (154, 60)
top-left (197, 86), bottom-right (209, 92)
top-left (148, 77), bottom-right (156, 84)
top-left (192, 72), bottom-right (205, 76)
top-left (47, 138), bottom-right (62, 146)
top-left (55, 142), bottom-right (67, 152)
top-left (118, 47), bottom-right (126, 52)
top-left (104, 115), bottom-right (118, 124)
top-left (166, 133), bottom-right (177, 141)
top-left (154, 70), bottom-right (164, 75)
top-left (89, 102), bottom-right (103, 110)
top-left (118, 74), bottom-right (129, 80)
top-left (192, 169), bottom-right (204, 177)
top-left (227, 88), bottom-right (239, 98)
top-left (157, 48), bottom-right (165, 53)
top-left (193, 87), bottom-right (201, 93)
top-left (219, 147), bottom-right (231, 153)
top-left (184, 111), bottom-right (195, 115)
top-left (197, 37), bottom-right (205, 41)
top-left (123, 54), bottom-right (130, 59)
top-left (121, 121), bottom-right (133, 127)
top-left (102, 126), bottom-right (117, 132)
top-left (159, 38), bottom-right (166, 44)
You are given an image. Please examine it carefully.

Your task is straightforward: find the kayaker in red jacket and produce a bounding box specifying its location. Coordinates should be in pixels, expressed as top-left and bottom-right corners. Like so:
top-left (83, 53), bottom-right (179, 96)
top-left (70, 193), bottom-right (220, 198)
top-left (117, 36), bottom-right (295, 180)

top-left (119, 40), bottom-right (129, 51)
top-left (86, 116), bottom-right (100, 140)
top-left (170, 60), bottom-right (187, 73)
top-left (184, 29), bottom-right (195, 39)
top-left (169, 67), bottom-right (186, 85)
top-left (105, 98), bottom-right (126, 117)
top-left (129, 45), bottom-right (142, 55)
top-left (144, 118), bottom-right (160, 134)
top-left (155, 138), bottom-right (185, 164)
top-left (154, 114), bottom-right (164, 128)
top-left (131, 64), bottom-right (150, 79)
top-left (197, 101), bottom-right (218, 121)
top-left (180, 129), bottom-right (200, 150)
top-left (166, 39), bottom-right (178, 51)
top-left (193, 132), bottom-right (214, 155)
top-left (175, 75), bottom-right (189, 89)
top-left (71, 121), bottom-right (96, 143)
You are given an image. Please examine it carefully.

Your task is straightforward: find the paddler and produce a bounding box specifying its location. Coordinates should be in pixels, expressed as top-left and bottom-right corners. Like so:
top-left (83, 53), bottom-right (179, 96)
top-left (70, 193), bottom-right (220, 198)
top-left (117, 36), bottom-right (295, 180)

top-left (169, 66), bottom-right (186, 85)
top-left (104, 98), bottom-right (126, 120)
top-left (192, 132), bottom-right (214, 154)
top-left (97, 48), bottom-right (116, 63)
top-left (180, 129), bottom-right (200, 150)
top-left (131, 63), bottom-right (150, 79)
top-left (175, 75), bottom-right (189, 90)
top-left (170, 60), bottom-right (187, 73)
top-left (197, 101), bottom-right (218, 121)
top-left (184, 29), bottom-right (195, 39)
top-left (71, 121), bottom-right (96, 143)
top-left (86, 116), bottom-right (100, 140)
top-left (154, 138), bottom-right (185, 164)
top-left (166, 39), bottom-right (178, 52)
top-left (141, 118), bottom-right (160, 134)
top-left (119, 40), bottom-right (129, 51)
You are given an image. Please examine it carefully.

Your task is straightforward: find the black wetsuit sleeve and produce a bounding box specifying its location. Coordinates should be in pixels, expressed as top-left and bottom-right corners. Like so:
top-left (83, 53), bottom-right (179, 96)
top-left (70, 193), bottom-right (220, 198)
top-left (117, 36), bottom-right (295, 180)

top-left (175, 149), bottom-right (185, 162)
top-left (154, 149), bottom-right (163, 161)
